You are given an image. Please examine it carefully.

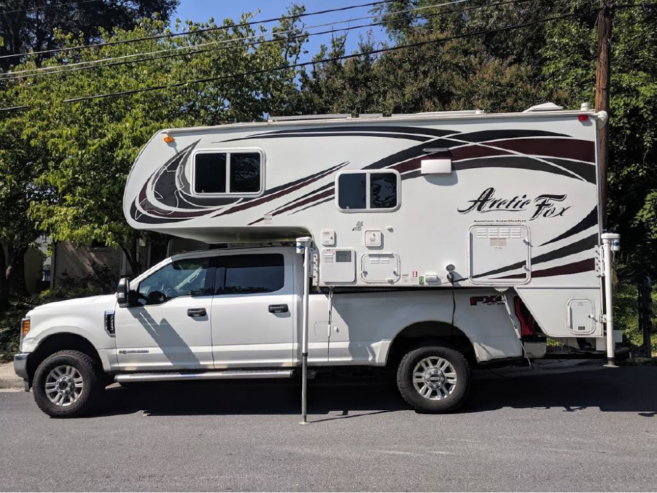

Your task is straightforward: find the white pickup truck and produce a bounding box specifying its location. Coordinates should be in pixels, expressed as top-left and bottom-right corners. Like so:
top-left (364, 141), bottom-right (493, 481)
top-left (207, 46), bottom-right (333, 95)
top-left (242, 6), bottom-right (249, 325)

top-left (16, 245), bottom-right (533, 418)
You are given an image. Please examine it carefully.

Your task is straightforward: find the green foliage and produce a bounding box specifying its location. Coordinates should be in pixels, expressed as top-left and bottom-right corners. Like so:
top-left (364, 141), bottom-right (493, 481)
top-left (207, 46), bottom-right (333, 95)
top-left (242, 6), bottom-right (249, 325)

top-left (0, 0), bottom-right (179, 71)
top-left (0, 9), bottom-right (306, 274)
top-left (614, 282), bottom-right (657, 354)
top-left (0, 305), bottom-right (23, 362)
top-left (542, 1), bottom-right (657, 279)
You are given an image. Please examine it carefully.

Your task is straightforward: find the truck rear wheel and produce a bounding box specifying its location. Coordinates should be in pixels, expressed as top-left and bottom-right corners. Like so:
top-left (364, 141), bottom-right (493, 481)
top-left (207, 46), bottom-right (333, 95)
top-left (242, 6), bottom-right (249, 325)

top-left (397, 345), bottom-right (470, 413)
top-left (33, 350), bottom-right (103, 418)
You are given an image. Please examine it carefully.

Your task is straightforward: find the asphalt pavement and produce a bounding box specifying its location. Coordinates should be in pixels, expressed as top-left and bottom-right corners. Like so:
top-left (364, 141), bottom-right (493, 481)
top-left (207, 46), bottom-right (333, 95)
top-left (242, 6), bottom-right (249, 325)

top-left (1, 364), bottom-right (656, 491)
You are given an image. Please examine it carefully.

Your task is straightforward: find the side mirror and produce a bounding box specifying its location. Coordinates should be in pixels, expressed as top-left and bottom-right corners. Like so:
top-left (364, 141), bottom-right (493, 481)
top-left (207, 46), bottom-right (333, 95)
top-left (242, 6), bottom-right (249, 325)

top-left (117, 277), bottom-right (138, 308)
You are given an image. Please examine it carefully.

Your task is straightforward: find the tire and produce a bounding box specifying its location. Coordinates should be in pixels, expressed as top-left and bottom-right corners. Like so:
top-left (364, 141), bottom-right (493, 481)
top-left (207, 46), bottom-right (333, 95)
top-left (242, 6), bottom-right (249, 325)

top-left (397, 345), bottom-right (470, 413)
top-left (33, 350), bottom-right (104, 418)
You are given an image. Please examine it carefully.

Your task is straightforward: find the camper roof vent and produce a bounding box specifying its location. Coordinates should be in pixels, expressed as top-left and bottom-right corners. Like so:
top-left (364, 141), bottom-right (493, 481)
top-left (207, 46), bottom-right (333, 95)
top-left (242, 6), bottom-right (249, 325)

top-left (357, 113), bottom-right (384, 119)
top-left (523, 102), bottom-right (564, 113)
top-left (268, 114), bottom-right (352, 122)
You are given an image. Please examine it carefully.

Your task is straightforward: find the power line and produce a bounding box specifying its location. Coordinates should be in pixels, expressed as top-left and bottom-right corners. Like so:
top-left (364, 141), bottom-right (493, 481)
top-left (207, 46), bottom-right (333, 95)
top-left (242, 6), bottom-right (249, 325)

top-left (3, 0), bottom-right (521, 80)
top-left (0, 0), bottom-right (101, 15)
top-left (0, 0), bottom-right (407, 61)
top-left (0, 9), bottom-right (589, 112)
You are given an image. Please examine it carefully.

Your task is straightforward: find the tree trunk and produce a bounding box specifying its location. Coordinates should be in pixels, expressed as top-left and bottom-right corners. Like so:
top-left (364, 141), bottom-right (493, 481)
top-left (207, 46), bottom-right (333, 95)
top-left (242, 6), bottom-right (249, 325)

top-left (0, 243), bottom-right (10, 312)
top-left (120, 237), bottom-right (143, 278)
top-left (7, 244), bottom-right (29, 299)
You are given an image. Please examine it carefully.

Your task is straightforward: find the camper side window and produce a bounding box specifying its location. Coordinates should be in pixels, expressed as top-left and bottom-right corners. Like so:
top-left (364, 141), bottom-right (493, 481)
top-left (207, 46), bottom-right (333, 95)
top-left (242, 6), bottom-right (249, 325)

top-left (337, 171), bottom-right (399, 211)
top-left (193, 150), bottom-right (263, 196)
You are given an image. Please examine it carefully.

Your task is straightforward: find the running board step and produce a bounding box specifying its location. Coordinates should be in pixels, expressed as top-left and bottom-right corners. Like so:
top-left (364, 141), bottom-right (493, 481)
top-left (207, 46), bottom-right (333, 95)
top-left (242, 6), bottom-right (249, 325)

top-left (115, 369), bottom-right (293, 383)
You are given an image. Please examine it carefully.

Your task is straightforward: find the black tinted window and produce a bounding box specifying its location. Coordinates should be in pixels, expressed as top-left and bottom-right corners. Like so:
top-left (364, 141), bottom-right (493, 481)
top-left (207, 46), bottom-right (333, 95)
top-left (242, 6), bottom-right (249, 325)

top-left (231, 153), bottom-right (261, 193)
top-left (195, 153), bottom-right (227, 194)
top-left (370, 173), bottom-right (398, 209)
top-left (338, 173), bottom-right (366, 209)
top-left (216, 254), bottom-right (284, 295)
top-left (138, 258), bottom-right (212, 305)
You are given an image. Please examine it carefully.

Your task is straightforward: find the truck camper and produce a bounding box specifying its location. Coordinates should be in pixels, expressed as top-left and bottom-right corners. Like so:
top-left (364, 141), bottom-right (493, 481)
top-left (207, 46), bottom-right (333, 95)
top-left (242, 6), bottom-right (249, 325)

top-left (16, 104), bottom-right (621, 418)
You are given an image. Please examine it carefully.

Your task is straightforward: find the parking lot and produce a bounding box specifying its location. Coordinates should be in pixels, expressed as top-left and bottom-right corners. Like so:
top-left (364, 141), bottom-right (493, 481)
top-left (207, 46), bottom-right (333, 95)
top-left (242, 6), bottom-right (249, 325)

top-left (1, 364), bottom-right (656, 491)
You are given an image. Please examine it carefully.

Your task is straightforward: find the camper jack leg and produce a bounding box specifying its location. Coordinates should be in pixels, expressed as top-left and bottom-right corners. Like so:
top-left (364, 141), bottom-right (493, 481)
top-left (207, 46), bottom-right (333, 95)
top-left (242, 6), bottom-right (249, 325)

top-left (601, 233), bottom-right (620, 367)
top-left (296, 237), bottom-right (313, 425)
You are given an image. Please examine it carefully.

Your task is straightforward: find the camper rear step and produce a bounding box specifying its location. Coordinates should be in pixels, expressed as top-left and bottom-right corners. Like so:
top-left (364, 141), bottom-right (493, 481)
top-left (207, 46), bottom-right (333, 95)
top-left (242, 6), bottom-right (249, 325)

top-left (114, 369), bottom-right (293, 383)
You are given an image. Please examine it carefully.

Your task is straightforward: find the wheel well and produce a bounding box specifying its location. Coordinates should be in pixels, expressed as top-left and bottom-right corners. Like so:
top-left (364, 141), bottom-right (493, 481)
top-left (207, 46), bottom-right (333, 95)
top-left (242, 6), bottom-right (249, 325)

top-left (27, 333), bottom-right (102, 383)
top-left (386, 321), bottom-right (477, 369)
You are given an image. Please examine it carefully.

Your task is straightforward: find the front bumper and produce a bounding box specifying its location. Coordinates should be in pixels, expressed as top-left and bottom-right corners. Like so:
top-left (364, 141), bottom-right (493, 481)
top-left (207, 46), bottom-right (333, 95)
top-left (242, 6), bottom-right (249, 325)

top-left (14, 353), bottom-right (29, 381)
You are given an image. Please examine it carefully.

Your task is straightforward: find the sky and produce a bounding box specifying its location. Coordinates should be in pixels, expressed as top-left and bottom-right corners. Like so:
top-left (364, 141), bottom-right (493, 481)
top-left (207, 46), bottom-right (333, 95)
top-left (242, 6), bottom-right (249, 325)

top-left (171, 0), bottom-right (389, 60)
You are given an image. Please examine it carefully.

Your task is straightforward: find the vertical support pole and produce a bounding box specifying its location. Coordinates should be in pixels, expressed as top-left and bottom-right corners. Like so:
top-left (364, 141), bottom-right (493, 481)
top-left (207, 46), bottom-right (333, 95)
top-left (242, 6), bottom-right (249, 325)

top-left (595, 0), bottom-right (614, 228)
top-left (601, 233), bottom-right (619, 366)
top-left (296, 236), bottom-right (312, 425)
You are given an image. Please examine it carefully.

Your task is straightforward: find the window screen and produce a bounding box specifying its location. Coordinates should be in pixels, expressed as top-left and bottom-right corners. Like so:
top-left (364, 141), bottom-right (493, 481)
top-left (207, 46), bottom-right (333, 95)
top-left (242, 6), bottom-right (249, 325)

top-left (194, 151), bottom-right (262, 195)
top-left (337, 172), bottom-right (398, 211)
top-left (195, 153), bottom-right (227, 194)
top-left (370, 172), bottom-right (398, 209)
top-left (230, 153), bottom-right (261, 193)
top-left (216, 254), bottom-right (284, 295)
top-left (338, 173), bottom-right (367, 210)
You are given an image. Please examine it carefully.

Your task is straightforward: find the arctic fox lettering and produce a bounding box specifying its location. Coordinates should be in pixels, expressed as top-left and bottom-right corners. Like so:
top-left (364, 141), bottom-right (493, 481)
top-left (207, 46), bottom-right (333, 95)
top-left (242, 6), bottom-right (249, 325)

top-left (458, 187), bottom-right (569, 220)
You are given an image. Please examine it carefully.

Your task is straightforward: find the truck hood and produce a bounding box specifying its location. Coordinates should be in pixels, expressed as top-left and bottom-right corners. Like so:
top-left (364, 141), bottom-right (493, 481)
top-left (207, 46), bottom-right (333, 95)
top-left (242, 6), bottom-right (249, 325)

top-left (29, 294), bottom-right (116, 315)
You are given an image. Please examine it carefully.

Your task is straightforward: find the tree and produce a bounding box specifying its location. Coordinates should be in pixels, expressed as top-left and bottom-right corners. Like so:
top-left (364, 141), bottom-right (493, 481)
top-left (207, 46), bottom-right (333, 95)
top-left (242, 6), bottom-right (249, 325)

top-left (0, 0), bottom-right (179, 70)
top-left (293, 0), bottom-right (657, 282)
top-left (0, 8), bottom-right (306, 278)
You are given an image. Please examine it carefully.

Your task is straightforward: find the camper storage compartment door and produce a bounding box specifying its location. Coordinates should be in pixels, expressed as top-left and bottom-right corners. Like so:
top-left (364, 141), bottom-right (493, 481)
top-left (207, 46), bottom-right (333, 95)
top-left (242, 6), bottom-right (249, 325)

top-left (360, 252), bottom-right (400, 284)
top-left (468, 225), bottom-right (530, 285)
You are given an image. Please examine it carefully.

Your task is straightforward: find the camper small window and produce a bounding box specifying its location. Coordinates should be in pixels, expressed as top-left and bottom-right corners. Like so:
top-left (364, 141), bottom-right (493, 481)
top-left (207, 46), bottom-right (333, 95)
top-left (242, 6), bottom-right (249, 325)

top-left (193, 150), bottom-right (263, 196)
top-left (195, 153), bottom-right (227, 194)
top-left (337, 171), bottom-right (400, 212)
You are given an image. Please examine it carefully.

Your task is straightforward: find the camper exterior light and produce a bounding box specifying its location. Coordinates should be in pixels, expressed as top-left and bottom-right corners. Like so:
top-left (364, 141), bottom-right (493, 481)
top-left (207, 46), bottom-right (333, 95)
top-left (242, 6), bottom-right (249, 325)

top-left (163, 133), bottom-right (174, 143)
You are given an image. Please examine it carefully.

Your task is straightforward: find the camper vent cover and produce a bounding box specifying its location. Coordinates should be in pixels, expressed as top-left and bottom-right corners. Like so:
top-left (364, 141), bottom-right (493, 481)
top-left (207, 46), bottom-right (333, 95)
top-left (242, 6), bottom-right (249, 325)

top-left (475, 227), bottom-right (524, 240)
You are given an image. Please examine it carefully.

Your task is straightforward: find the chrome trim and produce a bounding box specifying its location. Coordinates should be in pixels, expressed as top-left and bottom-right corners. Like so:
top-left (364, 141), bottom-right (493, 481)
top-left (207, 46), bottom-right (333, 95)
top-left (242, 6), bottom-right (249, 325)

top-left (13, 353), bottom-right (29, 381)
top-left (115, 369), bottom-right (293, 383)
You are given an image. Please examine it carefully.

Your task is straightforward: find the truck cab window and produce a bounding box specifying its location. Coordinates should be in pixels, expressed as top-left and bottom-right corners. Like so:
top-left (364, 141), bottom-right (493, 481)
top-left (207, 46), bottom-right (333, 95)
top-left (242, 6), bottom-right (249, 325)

top-left (194, 151), bottom-right (262, 195)
top-left (337, 171), bottom-right (399, 211)
top-left (216, 254), bottom-right (284, 295)
top-left (137, 258), bottom-right (212, 305)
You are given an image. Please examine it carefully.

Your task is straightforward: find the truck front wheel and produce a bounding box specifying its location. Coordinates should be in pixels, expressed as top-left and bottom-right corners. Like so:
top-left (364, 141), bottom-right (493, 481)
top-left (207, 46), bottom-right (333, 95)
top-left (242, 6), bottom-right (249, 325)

top-left (397, 345), bottom-right (470, 413)
top-left (33, 350), bottom-right (103, 418)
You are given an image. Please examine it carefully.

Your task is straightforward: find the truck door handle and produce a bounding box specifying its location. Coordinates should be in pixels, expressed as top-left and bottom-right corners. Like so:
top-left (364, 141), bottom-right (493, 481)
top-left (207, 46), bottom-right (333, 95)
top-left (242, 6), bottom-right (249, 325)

top-left (268, 304), bottom-right (289, 314)
top-left (187, 308), bottom-right (207, 318)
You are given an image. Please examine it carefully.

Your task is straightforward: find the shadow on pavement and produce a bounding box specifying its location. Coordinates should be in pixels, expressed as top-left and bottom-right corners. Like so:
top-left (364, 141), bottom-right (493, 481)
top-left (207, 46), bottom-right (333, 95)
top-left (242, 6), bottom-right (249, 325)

top-left (96, 366), bottom-right (657, 419)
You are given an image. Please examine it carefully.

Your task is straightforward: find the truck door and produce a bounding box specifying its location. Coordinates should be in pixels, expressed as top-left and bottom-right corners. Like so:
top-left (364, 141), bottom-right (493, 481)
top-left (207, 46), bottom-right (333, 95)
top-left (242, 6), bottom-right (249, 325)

top-left (114, 256), bottom-right (215, 371)
top-left (211, 251), bottom-right (295, 367)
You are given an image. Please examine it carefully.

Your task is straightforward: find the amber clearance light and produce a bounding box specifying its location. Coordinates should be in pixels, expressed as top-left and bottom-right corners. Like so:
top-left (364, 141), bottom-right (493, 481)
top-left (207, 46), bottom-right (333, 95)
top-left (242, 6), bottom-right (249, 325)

top-left (163, 133), bottom-right (175, 143)
top-left (21, 318), bottom-right (30, 339)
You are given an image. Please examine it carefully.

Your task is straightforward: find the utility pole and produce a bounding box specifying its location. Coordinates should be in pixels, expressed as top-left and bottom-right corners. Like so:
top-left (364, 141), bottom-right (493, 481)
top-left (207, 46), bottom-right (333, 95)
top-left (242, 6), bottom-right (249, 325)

top-left (595, 0), bottom-right (614, 228)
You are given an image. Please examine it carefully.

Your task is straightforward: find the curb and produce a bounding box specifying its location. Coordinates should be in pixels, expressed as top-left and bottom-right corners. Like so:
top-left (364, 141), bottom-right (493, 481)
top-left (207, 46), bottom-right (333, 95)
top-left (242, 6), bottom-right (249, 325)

top-left (0, 362), bottom-right (23, 391)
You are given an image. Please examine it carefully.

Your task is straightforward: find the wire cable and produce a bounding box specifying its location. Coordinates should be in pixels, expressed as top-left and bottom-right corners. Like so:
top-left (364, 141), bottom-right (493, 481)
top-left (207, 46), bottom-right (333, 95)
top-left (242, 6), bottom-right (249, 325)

top-left (2, 0), bottom-right (528, 81)
top-left (0, 9), bottom-right (592, 112)
top-left (0, 0), bottom-right (411, 61)
top-left (1, 0), bottom-right (473, 78)
top-left (0, 0), bottom-right (101, 15)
